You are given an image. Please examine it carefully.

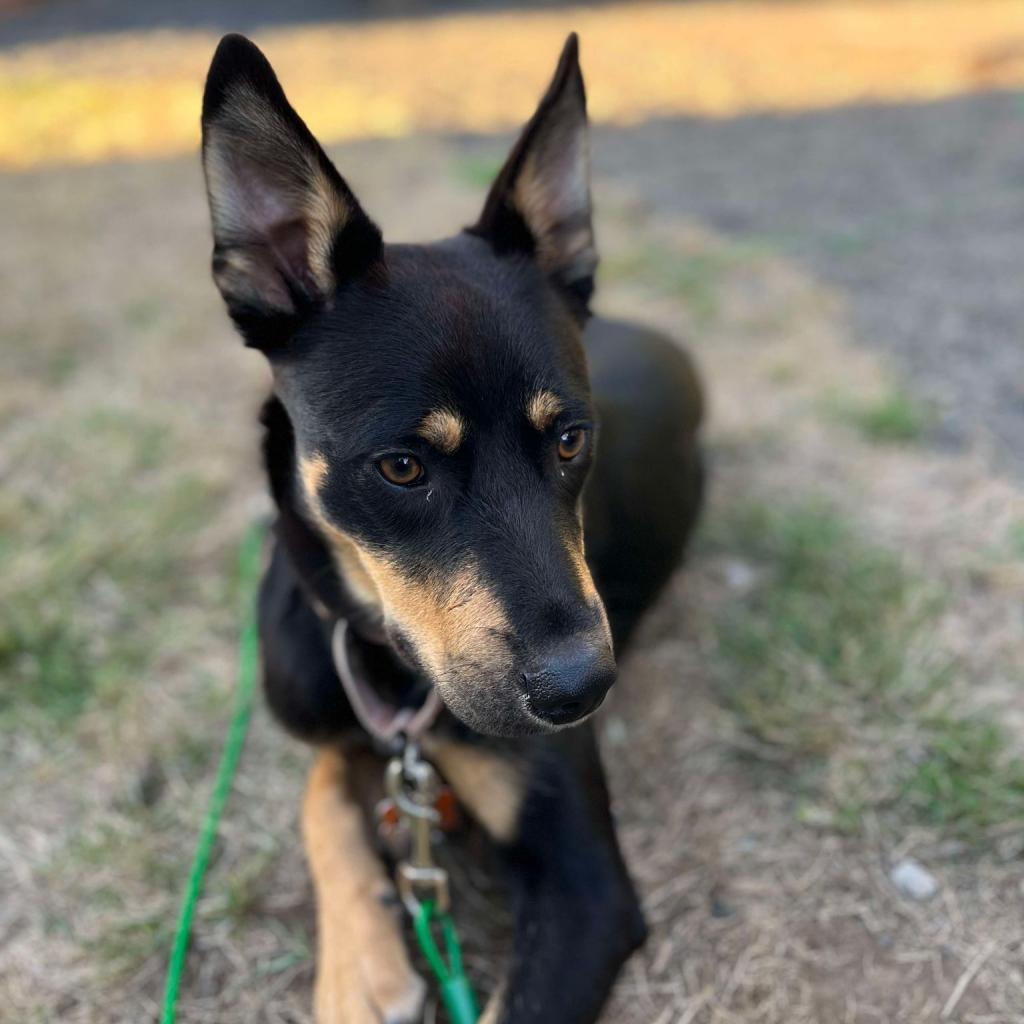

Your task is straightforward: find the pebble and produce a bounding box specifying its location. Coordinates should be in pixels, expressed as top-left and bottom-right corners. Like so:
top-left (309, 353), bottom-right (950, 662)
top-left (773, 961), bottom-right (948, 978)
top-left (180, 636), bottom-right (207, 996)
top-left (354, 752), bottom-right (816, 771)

top-left (722, 558), bottom-right (759, 593)
top-left (603, 716), bottom-right (629, 747)
top-left (890, 857), bottom-right (939, 900)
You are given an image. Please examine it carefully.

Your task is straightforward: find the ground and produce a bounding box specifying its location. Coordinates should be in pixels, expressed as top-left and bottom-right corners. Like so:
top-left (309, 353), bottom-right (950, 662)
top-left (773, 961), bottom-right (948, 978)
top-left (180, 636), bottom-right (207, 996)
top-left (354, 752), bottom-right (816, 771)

top-left (2, 4), bottom-right (1024, 1024)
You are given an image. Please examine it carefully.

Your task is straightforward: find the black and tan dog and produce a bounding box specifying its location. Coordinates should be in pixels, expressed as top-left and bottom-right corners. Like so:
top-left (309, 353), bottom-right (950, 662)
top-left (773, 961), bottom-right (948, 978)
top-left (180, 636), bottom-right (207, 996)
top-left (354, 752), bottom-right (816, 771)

top-left (200, 32), bottom-right (703, 1024)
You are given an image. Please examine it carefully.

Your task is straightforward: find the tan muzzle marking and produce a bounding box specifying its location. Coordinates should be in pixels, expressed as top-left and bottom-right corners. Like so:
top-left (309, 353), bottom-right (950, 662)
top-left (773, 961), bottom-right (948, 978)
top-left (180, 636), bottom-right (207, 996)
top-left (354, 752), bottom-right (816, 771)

top-left (299, 453), bottom-right (511, 676)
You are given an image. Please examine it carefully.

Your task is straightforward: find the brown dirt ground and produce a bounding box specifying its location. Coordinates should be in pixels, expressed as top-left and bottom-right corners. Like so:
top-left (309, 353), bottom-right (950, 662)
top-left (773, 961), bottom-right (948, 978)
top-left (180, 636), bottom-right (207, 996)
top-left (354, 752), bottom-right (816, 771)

top-left (2, 135), bottom-right (1023, 1024)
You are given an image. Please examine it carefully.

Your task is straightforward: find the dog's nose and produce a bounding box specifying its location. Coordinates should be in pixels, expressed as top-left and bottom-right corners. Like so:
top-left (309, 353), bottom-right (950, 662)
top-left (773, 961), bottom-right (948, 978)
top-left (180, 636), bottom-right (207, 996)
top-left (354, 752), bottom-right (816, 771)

top-left (522, 640), bottom-right (616, 726)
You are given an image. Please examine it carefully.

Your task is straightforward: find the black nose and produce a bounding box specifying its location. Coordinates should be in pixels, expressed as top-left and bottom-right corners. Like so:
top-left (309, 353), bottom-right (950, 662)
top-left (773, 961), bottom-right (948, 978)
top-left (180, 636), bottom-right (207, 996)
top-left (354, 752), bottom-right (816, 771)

top-left (522, 640), bottom-right (616, 726)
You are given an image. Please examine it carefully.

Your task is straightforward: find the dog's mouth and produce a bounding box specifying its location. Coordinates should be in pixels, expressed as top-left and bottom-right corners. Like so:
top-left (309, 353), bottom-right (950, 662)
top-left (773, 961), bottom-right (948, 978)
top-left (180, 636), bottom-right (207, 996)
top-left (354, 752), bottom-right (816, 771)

top-left (331, 621), bottom-right (442, 742)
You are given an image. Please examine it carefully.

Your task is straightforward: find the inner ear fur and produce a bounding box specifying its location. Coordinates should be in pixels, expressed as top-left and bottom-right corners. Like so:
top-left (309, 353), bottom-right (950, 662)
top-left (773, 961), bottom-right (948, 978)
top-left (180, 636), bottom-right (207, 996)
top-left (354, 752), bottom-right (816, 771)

top-left (201, 34), bottom-right (382, 348)
top-left (471, 33), bottom-right (596, 312)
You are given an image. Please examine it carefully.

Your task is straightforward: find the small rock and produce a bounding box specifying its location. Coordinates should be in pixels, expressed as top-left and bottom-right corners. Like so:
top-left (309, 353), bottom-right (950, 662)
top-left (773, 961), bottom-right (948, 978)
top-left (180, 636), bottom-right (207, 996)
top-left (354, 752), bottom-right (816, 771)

top-left (603, 716), bottom-right (629, 747)
top-left (710, 897), bottom-right (735, 919)
top-left (722, 558), bottom-right (759, 593)
top-left (890, 857), bottom-right (939, 900)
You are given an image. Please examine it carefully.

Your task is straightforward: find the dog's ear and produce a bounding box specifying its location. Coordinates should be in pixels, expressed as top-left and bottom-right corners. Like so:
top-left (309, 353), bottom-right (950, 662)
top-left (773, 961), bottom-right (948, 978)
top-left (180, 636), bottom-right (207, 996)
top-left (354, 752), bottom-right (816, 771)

top-left (201, 34), bottom-right (382, 349)
top-left (471, 33), bottom-right (595, 314)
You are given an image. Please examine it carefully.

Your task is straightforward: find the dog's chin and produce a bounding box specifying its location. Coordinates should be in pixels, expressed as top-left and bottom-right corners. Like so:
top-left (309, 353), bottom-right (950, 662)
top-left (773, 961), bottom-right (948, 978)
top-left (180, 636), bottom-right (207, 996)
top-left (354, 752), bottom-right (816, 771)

top-left (434, 676), bottom-right (593, 738)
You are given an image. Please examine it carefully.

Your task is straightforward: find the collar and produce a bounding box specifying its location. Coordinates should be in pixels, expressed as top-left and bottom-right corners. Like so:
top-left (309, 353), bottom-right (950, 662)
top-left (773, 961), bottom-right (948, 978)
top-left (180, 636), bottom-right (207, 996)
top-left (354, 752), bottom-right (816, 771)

top-left (331, 620), bottom-right (442, 749)
top-left (273, 513), bottom-right (443, 748)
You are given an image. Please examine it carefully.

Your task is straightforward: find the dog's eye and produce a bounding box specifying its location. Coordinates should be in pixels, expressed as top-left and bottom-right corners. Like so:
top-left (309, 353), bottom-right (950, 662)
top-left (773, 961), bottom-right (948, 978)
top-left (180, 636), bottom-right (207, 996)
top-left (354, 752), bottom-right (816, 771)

top-left (377, 454), bottom-right (425, 487)
top-left (558, 428), bottom-right (587, 461)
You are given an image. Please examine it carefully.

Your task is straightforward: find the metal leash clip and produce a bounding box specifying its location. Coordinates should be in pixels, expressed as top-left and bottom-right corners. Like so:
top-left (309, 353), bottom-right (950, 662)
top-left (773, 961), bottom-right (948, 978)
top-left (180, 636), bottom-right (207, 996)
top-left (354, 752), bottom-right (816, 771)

top-left (386, 741), bottom-right (450, 915)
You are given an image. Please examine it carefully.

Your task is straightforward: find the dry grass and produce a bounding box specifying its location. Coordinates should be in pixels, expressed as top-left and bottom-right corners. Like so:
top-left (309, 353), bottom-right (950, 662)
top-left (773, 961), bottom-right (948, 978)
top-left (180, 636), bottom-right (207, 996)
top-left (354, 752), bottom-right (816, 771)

top-left (3, 1), bottom-right (1024, 167)
top-left (2, 135), bottom-right (1024, 1024)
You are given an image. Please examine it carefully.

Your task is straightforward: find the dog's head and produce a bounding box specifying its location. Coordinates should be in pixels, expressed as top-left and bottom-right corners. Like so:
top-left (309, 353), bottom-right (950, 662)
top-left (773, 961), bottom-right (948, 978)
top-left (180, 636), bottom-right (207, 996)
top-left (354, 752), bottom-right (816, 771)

top-left (202, 33), bottom-right (613, 737)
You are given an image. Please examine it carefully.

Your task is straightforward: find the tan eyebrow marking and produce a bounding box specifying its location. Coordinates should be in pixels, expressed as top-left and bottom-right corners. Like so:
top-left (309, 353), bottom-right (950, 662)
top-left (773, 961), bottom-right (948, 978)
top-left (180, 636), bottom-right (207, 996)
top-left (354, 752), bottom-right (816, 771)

top-left (526, 390), bottom-right (563, 432)
top-left (417, 409), bottom-right (465, 454)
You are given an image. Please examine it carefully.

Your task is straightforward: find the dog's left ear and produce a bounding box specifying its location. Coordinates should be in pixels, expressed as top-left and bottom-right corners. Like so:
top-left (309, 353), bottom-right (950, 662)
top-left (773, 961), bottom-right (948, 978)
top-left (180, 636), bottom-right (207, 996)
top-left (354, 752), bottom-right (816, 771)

top-left (471, 33), bottom-right (596, 314)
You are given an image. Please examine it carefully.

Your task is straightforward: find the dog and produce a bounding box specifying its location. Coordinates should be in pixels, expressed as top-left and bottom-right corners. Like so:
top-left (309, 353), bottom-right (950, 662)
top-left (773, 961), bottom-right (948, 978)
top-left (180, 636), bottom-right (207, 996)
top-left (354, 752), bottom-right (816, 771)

top-left (200, 32), bottom-right (704, 1024)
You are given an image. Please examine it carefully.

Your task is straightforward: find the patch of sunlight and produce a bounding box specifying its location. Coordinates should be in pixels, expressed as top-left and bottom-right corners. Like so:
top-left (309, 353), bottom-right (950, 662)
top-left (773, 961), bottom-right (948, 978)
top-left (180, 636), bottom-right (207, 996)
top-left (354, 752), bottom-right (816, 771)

top-left (2, 0), bottom-right (1024, 169)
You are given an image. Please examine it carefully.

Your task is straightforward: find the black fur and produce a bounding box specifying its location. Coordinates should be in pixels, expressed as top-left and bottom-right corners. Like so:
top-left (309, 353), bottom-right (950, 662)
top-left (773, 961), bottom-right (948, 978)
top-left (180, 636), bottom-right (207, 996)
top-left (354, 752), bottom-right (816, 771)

top-left (202, 32), bottom-right (704, 1024)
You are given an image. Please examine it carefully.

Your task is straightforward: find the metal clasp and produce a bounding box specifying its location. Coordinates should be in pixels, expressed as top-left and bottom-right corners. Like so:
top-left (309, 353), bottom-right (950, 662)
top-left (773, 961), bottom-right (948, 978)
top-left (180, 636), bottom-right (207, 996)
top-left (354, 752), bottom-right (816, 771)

top-left (386, 742), bottom-right (450, 915)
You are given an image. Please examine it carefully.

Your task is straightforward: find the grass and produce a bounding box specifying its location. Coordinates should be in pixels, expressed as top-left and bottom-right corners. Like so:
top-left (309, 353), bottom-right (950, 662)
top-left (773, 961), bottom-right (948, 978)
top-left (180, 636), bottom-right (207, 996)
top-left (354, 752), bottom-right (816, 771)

top-left (829, 386), bottom-right (932, 444)
top-left (214, 849), bottom-right (282, 924)
top-left (0, 405), bottom-right (225, 727)
top-left (450, 151), bottom-right (504, 190)
top-left (42, 812), bottom-right (185, 975)
top-left (708, 499), bottom-right (941, 754)
top-left (4, 97), bottom-right (1023, 1020)
top-left (1008, 520), bottom-right (1024, 559)
top-left (903, 715), bottom-right (1024, 834)
top-left (601, 240), bottom-right (757, 326)
top-left (7, 2), bottom-right (1024, 169)
top-left (707, 498), bottom-right (1024, 837)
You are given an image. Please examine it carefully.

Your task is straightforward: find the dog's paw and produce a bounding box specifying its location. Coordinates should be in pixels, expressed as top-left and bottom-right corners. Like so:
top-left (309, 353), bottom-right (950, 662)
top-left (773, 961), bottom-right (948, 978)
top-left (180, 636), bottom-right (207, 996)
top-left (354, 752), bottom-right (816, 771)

top-left (359, 946), bottom-right (427, 1024)
top-left (314, 954), bottom-right (426, 1024)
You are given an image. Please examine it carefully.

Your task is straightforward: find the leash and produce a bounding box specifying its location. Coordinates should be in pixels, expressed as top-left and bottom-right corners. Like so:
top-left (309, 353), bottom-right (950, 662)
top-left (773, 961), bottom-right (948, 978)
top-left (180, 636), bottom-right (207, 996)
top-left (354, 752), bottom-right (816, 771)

top-left (334, 623), bottom-right (479, 1022)
top-left (161, 520), bottom-right (265, 1024)
top-left (384, 742), bottom-right (479, 1024)
top-left (162, 522), bottom-right (477, 1023)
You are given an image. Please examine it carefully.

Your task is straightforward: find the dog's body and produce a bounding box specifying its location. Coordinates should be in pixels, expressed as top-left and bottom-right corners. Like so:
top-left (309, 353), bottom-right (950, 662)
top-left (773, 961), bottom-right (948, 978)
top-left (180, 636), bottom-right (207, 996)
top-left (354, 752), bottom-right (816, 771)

top-left (201, 33), bottom-right (703, 1024)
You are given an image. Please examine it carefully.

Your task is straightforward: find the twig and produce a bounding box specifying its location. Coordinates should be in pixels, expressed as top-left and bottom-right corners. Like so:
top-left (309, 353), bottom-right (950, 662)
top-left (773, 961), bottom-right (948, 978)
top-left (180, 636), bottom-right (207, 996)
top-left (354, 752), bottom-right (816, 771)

top-left (942, 943), bottom-right (996, 1019)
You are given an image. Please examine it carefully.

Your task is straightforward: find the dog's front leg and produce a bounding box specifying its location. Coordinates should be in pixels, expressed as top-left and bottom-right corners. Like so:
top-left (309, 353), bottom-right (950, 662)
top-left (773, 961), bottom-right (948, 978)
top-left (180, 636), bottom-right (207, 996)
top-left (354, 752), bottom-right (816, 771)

top-left (431, 728), bottom-right (646, 1024)
top-left (302, 745), bottom-right (426, 1024)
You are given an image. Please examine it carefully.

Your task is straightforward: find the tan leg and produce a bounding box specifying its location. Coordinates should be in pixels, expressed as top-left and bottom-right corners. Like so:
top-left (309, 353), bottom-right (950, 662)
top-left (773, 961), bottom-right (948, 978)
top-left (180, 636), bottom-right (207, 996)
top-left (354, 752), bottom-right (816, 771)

top-left (476, 979), bottom-right (507, 1024)
top-left (422, 739), bottom-right (526, 845)
top-left (303, 746), bottom-right (426, 1024)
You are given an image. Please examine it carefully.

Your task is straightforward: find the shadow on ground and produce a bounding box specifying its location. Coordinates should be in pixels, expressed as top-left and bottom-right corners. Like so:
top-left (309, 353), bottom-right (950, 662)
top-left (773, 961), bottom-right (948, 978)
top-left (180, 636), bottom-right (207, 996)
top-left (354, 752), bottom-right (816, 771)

top-left (589, 90), bottom-right (1024, 472)
top-left (0, 0), bottom-right (690, 49)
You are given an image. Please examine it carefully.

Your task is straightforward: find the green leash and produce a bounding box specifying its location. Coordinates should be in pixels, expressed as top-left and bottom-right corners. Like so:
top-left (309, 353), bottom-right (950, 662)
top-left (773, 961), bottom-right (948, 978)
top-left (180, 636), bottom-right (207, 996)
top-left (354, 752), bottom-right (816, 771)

top-left (161, 521), bottom-right (264, 1024)
top-left (161, 521), bottom-right (478, 1023)
top-left (413, 901), bottom-right (479, 1024)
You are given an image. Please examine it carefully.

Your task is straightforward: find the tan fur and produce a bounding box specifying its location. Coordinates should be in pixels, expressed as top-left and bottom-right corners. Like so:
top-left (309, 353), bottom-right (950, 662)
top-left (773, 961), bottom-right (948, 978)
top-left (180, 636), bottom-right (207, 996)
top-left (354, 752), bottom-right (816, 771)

top-left (358, 554), bottom-right (511, 679)
top-left (525, 389), bottom-right (564, 432)
top-left (477, 979), bottom-right (508, 1024)
top-left (303, 161), bottom-right (351, 296)
top-left (513, 115), bottom-right (595, 283)
top-left (299, 455), bottom-right (385, 616)
top-left (302, 747), bottom-right (425, 1023)
top-left (564, 526), bottom-right (612, 644)
top-left (423, 739), bottom-right (526, 843)
top-left (299, 454), bottom-right (512, 680)
top-left (564, 529), bottom-right (600, 605)
top-left (417, 408), bottom-right (465, 454)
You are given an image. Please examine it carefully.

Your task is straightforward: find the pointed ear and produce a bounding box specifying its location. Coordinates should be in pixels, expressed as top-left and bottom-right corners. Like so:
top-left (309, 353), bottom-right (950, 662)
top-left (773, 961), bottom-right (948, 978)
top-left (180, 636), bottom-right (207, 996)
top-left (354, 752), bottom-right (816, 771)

top-left (470, 33), bottom-right (596, 313)
top-left (201, 34), bottom-right (382, 348)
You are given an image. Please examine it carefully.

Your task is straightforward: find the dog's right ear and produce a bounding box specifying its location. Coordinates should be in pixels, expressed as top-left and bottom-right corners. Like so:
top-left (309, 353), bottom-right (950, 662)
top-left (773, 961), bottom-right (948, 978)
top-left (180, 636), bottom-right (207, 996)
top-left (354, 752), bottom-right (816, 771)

top-left (201, 35), bottom-right (382, 349)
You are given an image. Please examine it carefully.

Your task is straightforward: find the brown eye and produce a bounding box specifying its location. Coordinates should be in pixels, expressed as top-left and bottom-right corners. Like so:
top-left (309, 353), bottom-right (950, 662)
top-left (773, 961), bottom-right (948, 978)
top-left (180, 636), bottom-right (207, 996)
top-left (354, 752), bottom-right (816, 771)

top-left (558, 428), bottom-right (587, 461)
top-left (377, 454), bottom-right (424, 486)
